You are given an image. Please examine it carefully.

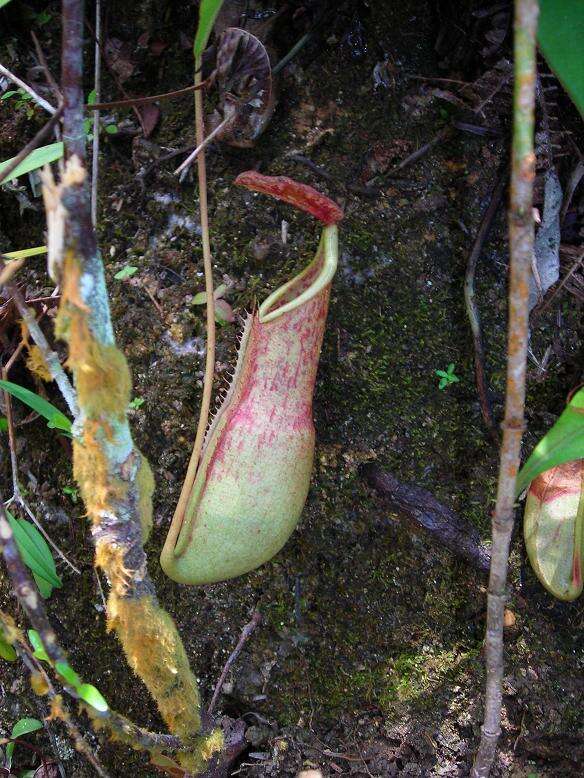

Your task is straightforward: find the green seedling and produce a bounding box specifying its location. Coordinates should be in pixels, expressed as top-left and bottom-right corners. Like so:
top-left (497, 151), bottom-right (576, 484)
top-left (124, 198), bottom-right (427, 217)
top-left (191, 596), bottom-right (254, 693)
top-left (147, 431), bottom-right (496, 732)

top-left (435, 363), bottom-right (460, 390)
top-left (0, 633), bottom-right (16, 661)
top-left (4, 718), bottom-right (42, 769)
top-left (1, 88), bottom-right (36, 119)
top-left (128, 397), bottom-right (145, 410)
top-left (27, 630), bottom-right (108, 712)
top-left (114, 265), bottom-right (138, 280)
top-left (62, 485), bottom-right (79, 504)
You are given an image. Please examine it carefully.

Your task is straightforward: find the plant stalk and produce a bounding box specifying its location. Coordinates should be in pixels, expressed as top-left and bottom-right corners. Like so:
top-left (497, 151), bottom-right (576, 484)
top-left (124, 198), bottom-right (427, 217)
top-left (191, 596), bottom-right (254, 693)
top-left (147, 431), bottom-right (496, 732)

top-left (471, 1), bottom-right (539, 775)
top-left (167, 56), bottom-right (216, 550)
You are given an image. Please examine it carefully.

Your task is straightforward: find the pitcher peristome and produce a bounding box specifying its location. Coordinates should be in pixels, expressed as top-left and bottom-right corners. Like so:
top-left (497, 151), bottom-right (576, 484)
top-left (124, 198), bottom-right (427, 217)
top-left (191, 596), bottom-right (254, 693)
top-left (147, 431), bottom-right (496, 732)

top-left (161, 174), bottom-right (343, 584)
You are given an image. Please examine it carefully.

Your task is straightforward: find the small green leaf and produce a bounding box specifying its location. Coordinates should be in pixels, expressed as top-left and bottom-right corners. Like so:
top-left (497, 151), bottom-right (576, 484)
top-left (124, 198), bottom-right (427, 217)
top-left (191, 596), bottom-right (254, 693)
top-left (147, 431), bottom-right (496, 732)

top-left (28, 630), bottom-right (49, 661)
top-left (0, 142), bottom-right (64, 185)
top-left (105, 124), bottom-right (118, 134)
top-left (0, 380), bottom-right (71, 434)
top-left (128, 397), bottom-right (145, 410)
top-left (87, 89), bottom-right (96, 105)
top-left (114, 265), bottom-right (138, 280)
top-left (0, 1), bottom-right (13, 10)
top-left (77, 683), bottom-right (109, 712)
top-left (11, 718), bottom-right (43, 739)
top-left (55, 661), bottom-right (82, 688)
top-left (6, 512), bottom-right (62, 598)
top-left (516, 388), bottom-right (584, 496)
top-left (0, 416), bottom-right (8, 431)
top-left (192, 291), bottom-right (207, 305)
top-left (0, 634), bottom-right (16, 661)
top-left (1, 90), bottom-right (18, 100)
top-left (5, 717), bottom-right (42, 766)
top-left (194, 0), bottom-right (225, 57)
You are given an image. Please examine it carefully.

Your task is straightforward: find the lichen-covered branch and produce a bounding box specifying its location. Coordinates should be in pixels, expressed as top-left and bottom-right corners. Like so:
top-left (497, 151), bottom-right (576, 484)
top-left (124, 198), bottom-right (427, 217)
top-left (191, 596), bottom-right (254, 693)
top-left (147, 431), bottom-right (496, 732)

top-left (0, 496), bottom-right (195, 758)
top-left (54, 2), bottom-right (221, 772)
top-left (471, 1), bottom-right (539, 775)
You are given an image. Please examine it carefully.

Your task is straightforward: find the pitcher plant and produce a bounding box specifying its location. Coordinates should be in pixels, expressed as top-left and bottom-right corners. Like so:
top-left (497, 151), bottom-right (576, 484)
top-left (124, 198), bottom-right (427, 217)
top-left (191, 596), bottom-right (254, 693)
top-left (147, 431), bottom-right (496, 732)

top-left (161, 173), bottom-right (343, 584)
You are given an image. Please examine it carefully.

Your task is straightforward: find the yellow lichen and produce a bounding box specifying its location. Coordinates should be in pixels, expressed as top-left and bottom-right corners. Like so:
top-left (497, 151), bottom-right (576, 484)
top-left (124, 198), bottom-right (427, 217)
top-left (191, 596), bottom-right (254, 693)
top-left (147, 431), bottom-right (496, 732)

top-left (135, 453), bottom-right (155, 542)
top-left (56, 252), bottom-right (131, 419)
top-left (107, 594), bottom-right (202, 742)
top-left (30, 671), bottom-right (50, 696)
top-left (25, 345), bottom-right (53, 382)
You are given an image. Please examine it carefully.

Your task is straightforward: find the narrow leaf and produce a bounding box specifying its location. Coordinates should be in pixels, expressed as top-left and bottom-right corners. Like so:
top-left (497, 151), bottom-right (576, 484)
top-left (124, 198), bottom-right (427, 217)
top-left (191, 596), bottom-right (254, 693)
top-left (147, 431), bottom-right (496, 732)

top-left (0, 0), bottom-right (13, 9)
top-left (77, 683), bottom-right (109, 712)
top-left (6, 512), bottom-right (62, 596)
top-left (193, 0), bottom-right (225, 57)
top-left (28, 630), bottom-right (49, 661)
top-left (55, 661), bottom-right (82, 688)
top-left (3, 246), bottom-right (48, 260)
top-left (0, 380), bottom-right (71, 434)
top-left (0, 142), bottom-right (64, 185)
top-left (516, 388), bottom-right (584, 495)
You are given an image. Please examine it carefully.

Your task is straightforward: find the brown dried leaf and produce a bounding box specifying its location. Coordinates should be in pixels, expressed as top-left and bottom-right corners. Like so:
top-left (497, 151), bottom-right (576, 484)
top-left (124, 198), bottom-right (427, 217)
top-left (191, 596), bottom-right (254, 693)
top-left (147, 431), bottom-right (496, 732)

top-left (104, 38), bottom-right (136, 83)
top-left (207, 27), bottom-right (274, 147)
top-left (139, 104), bottom-right (161, 138)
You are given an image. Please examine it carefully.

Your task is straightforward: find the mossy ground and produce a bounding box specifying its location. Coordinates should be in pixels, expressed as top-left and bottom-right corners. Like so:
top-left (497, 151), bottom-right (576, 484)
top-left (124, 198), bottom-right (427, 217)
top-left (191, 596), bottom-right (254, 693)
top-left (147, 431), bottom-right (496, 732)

top-left (1, 2), bottom-right (583, 776)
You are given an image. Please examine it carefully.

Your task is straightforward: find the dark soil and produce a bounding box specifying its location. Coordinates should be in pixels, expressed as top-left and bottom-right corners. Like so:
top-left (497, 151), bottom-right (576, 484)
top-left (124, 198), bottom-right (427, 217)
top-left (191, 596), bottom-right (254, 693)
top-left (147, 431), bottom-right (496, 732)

top-left (1, 2), bottom-right (583, 777)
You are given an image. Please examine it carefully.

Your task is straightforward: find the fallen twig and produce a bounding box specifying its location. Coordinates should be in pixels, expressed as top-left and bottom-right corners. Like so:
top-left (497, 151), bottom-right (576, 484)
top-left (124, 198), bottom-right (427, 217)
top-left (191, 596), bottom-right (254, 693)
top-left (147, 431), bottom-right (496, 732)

top-left (531, 247), bottom-right (584, 318)
top-left (463, 170), bottom-right (507, 443)
top-left (361, 464), bottom-right (491, 572)
top-left (0, 103), bottom-right (64, 186)
top-left (472, 1), bottom-right (538, 775)
top-left (208, 611), bottom-right (262, 716)
top-left (289, 154), bottom-right (380, 197)
top-left (385, 126), bottom-right (453, 177)
top-left (0, 63), bottom-right (57, 115)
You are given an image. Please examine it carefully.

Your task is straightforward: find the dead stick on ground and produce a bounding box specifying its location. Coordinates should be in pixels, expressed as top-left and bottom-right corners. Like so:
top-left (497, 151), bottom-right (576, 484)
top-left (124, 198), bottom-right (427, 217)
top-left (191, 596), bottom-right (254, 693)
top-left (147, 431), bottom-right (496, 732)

top-left (208, 611), bottom-right (262, 716)
top-left (463, 170), bottom-right (507, 444)
top-left (531, 248), bottom-right (584, 319)
top-left (385, 126), bottom-right (453, 177)
top-left (86, 82), bottom-right (205, 111)
top-left (471, 1), bottom-right (538, 776)
top-left (0, 104), bottom-right (64, 186)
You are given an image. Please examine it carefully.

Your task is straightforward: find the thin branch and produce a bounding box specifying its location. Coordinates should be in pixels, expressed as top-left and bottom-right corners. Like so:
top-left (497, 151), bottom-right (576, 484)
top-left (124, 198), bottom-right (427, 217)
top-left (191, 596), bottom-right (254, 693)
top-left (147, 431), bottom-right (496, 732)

top-left (0, 258), bottom-right (78, 416)
top-left (464, 170), bottom-right (507, 444)
top-left (472, 1), bottom-right (539, 775)
top-left (167, 58), bottom-right (216, 550)
top-left (0, 63), bottom-right (57, 115)
top-left (174, 116), bottom-right (230, 176)
top-left (86, 82), bottom-right (205, 111)
top-left (0, 104), bottom-right (64, 186)
top-left (91, 0), bottom-right (101, 226)
top-left (208, 611), bottom-right (261, 716)
top-left (31, 31), bottom-right (63, 106)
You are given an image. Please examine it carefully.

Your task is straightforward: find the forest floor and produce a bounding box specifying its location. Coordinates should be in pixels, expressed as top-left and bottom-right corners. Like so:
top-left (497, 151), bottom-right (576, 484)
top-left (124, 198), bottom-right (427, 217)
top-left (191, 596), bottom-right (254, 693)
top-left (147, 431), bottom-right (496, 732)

top-left (1, 1), bottom-right (583, 776)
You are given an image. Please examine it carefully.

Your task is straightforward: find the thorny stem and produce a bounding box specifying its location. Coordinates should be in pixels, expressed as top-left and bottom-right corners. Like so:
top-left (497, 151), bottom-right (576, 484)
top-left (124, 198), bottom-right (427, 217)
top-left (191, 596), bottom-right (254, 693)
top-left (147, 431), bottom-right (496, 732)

top-left (471, 1), bottom-right (538, 776)
top-left (167, 57), bottom-right (216, 549)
